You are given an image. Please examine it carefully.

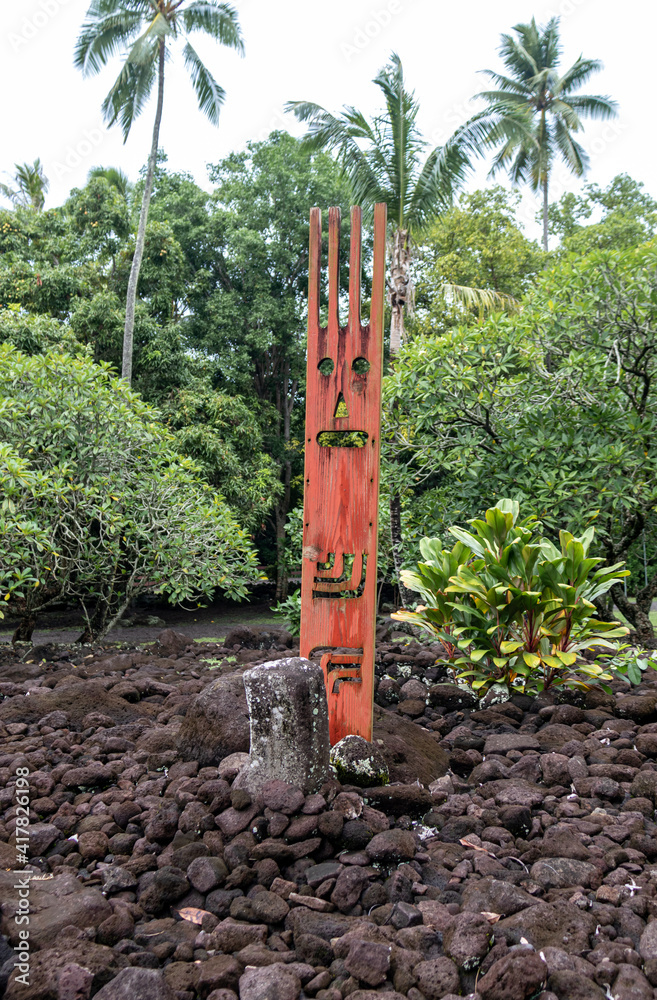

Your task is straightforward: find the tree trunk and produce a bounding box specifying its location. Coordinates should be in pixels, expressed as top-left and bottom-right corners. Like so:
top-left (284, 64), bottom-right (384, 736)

top-left (122, 39), bottom-right (166, 385)
top-left (78, 597), bottom-right (109, 644)
top-left (275, 493), bottom-right (289, 603)
top-left (542, 176), bottom-right (549, 253)
top-left (77, 593), bottom-right (132, 644)
top-left (273, 363), bottom-right (297, 602)
top-left (387, 230), bottom-right (413, 605)
top-left (389, 492), bottom-right (413, 608)
top-left (611, 578), bottom-right (657, 647)
top-left (12, 612), bottom-right (37, 644)
top-left (388, 228), bottom-right (410, 355)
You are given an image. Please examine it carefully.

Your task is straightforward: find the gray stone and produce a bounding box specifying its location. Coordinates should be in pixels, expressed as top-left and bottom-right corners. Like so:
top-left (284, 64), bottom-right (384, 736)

top-left (186, 856), bottom-right (228, 893)
top-left (478, 951), bottom-right (548, 1000)
top-left (100, 867), bottom-right (138, 894)
top-left (365, 828), bottom-right (416, 862)
top-left (0, 870), bottom-right (111, 949)
top-left (238, 964), bottom-right (301, 1000)
top-left (414, 957), bottom-right (461, 999)
top-left (57, 963), bottom-right (94, 1000)
top-left (484, 733), bottom-right (540, 754)
top-left (29, 822), bottom-right (60, 856)
top-left (442, 912), bottom-right (492, 969)
top-left (178, 672), bottom-right (250, 767)
top-left (496, 901), bottom-right (596, 955)
top-left (344, 939), bottom-right (391, 986)
top-left (529, 858), bottom-right (598, 890)
top-left (330, 735), bottom-right (389, 788)
top-left (372, 705), bottom-right (449, 785)
top-left (461, 878), bottom-right (540, 917)
top-left (234, 658), bottom-right (330, 795)
top-left (93, 968), bottom-right (177, 1000)
top-left (639, 920), bottom-right (657, 961)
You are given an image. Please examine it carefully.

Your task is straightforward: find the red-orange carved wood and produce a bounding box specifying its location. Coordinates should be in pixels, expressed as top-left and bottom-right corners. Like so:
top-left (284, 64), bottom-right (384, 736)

top-left (300, 203), bottom-right (387, 744)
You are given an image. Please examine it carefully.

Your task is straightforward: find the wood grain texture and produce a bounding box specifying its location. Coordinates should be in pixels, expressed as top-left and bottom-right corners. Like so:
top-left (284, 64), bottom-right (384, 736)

top-left (300, 203), bottom-right (387, 744)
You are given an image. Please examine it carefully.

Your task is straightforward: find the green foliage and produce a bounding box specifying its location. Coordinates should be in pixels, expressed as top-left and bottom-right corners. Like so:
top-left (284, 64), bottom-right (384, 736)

top-left (394, 499), bottom-right (628, 695)
top-left (287, 53), bottom-right (470, 233)
top-left (0, 345), bottom-right (259, 638)
top-left (413, 187), bottom-right (543, 331)
top-left (604, 646), bottom-right (657, 686)
top-left (67, 176), bottom-right (130, 250)
top-left (384, 242), bottom-right (657, 580)
top-left (547, 175), bottom-right (657, 252)
top-left (163, 386), bottom-right (282, 531)
top-left (0, 308), bottom-right (79, 355)
top-left (0, 435), bottom-right (53, 620)
top-left (0, 160), bottom-right (49, 211)
top-left (272, 590), bottom-right (301, 637)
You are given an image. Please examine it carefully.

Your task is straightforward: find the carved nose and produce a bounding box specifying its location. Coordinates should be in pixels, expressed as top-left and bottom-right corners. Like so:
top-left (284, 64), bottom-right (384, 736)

top-left (333, 393), bottom-right (349, 418)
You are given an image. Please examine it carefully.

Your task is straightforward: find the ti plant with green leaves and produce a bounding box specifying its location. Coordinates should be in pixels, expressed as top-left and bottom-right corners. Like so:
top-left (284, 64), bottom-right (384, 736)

top-left (393, 499), bottom-right (628, 696)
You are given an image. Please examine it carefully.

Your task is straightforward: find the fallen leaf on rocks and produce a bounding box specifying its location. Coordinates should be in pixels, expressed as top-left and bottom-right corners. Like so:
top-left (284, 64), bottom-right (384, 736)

top-left (460, 838), bottom-right (495, 856)
top-left (481, 912), bottom-right (501, 923)
top-left (176, 907), bottom-right (212, 925)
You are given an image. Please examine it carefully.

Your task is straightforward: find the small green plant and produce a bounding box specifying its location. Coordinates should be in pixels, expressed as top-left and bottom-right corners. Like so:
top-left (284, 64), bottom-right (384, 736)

top-left (200, 657), bottom-right (223, 669)
top-left (272, 590), bottom-right (301, 637)
top-left (604, 645), bottom-right (657, 686)
top-left (393, 499), bottom-right (629, 696)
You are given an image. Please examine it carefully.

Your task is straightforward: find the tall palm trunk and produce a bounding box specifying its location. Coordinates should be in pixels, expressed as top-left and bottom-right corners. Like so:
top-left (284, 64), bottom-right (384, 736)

top-left (542, 175), bottom-right (549, 253)
top-left (122, 39), bottom-right (165, 384)
top-left (388, 227), bottom-right (413, 606)
top-left (388, 228), bottom-right (410, 354)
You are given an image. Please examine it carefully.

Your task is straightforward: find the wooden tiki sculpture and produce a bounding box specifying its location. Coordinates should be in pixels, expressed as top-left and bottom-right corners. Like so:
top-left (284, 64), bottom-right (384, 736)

top-left (300, 203), bottom-right (387, 744)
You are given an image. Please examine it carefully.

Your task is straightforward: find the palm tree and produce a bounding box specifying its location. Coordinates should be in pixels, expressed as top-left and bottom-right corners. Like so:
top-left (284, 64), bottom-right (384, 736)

top-left (458, 17), bottom-right (618, 251)
top-left (0, 159), bottom-right (49, 210)
top-left (88, 165), bottom-right (133, 199)
top-left (286, 53), bottom-right (479, 356)
top-left (75, 0), bottom-right (244, 384)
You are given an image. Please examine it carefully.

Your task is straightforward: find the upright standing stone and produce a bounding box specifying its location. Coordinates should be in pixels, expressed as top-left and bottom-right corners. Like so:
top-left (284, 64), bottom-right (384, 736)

top-left (235, 657), bottom-right (331, 795)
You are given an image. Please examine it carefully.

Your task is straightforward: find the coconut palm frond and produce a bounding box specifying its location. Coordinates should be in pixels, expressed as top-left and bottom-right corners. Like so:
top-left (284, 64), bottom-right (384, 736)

top-left (444, 282), bottom-right (521, 318)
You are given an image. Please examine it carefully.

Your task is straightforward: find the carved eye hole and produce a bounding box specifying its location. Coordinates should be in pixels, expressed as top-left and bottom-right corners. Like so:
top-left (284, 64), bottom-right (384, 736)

top-left (318, 358), bottom-right (334, 375)
top-left (352, 357), bottom-right (370, 374)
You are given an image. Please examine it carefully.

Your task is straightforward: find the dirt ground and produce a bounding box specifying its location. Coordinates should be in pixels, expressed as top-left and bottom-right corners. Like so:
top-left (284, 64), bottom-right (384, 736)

top-left (0, 596), bottom-right (284, 648)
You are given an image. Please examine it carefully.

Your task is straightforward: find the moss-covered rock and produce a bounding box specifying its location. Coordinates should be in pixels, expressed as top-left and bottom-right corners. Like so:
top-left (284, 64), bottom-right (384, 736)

top-left (330, 734), bottom-right (389, 788)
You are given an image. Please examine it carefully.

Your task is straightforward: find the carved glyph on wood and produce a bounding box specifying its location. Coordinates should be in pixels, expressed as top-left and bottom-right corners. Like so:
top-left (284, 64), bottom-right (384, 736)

top-left (300, 203), bottom-right (387, 744)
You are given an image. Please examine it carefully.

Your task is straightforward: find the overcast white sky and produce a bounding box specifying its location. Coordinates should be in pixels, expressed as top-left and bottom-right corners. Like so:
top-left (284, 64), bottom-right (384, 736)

top-left (1, 0), bottom-right (654, 243)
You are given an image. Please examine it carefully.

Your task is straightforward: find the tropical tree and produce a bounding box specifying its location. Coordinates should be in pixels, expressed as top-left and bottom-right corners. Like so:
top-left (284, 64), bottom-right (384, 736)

top-left (458, 17), bottom-right (617, 251)
top-left (88, 165), bottom-right (133, 199)
top-left (0, 159), bottom-right (49, 211)
top-left (75, 0), bottom-right (244, 384)
top-left (287, 53), bottom-right (478, 356)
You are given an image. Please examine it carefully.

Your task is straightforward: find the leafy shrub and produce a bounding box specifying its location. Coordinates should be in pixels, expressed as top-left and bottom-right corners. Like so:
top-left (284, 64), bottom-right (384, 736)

top-left (272, 590), bottom-right (301, 637)
top-left (605, 646), bottom-right (657, 686)
top-left (393, 499), bottom-right (628, 695)
top-left (0, 344), bottom-right (260, 640)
